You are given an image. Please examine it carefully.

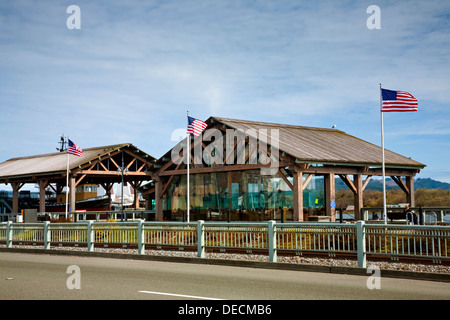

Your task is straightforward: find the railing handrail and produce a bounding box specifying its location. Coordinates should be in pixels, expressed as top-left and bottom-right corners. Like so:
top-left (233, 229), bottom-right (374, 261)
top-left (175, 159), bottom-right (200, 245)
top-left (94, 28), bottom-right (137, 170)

top-left (1, 220), bottom-right (449, 267)
top-left (2, 220), bottom-right (450, 229)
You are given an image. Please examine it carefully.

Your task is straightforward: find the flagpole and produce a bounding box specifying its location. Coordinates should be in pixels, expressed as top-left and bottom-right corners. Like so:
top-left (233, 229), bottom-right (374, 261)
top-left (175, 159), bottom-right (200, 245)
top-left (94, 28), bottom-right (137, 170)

top-left (380, 83), bottom-right (387, 224)
top-left (187, 110), bottom-right (190, 223)
top-left (65, 139), bottom-right (69, 219)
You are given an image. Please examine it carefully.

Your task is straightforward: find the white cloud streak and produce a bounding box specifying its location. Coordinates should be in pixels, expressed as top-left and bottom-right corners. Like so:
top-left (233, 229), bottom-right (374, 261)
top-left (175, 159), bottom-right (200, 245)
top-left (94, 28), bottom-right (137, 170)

top-left (0, 0), bottom-right (449, 180)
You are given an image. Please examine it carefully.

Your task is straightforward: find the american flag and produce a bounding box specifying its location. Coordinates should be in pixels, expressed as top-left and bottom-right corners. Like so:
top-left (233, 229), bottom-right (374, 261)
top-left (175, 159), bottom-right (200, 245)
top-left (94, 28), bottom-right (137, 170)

top-left (187, 116), bottom-right (207, 137)
top-left (381, 89), bottom-right (418, 112)
top-left (68, 139), bottom-right (83, 157)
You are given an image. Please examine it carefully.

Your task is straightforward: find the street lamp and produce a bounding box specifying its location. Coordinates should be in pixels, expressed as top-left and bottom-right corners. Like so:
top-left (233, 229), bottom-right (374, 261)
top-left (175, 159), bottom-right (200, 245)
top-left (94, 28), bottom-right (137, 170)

top-left (117, 151), bottom-right (128, 221)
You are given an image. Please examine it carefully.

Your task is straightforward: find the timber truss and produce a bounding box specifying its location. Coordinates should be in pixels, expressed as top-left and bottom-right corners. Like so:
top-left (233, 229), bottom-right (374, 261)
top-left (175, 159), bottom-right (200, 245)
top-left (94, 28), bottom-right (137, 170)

top-left (147, 120), bottom-right (421, 221)
top-left (1, 144), bottom-right (156, 214)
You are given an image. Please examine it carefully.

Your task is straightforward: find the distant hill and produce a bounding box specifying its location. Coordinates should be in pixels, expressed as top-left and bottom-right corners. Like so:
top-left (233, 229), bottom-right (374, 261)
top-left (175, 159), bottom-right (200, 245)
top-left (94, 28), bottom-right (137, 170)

top-left (415, 178), bottom-right (450, 190)
top-left (336, 177), bottom-right (450, 191)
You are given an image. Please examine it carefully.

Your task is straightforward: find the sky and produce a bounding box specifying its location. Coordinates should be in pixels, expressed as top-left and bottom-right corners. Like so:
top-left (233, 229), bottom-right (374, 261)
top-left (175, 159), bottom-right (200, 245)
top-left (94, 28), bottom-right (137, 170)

top-left (0, 0), bottom-right (449, 190)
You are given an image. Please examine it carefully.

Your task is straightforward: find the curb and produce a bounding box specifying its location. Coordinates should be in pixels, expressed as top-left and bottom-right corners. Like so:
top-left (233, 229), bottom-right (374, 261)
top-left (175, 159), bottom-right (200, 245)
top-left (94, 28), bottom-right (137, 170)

top-left (1, 247), bottom-right (449, 283)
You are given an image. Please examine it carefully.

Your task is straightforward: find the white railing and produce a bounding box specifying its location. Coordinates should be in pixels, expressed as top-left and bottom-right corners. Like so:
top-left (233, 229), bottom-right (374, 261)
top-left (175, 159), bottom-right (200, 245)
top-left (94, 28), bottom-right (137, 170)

top-left (275, 223), bottom-right (357, 257)
top-left (1, 221), bottom-right (449, 267)
top-left (50, 223), bottom-right (88, 247)
top-left (203, 222), bottom-right (270, 252)
top-left (365, 224), bottom-right (450, 263)
top-left (144, 222), bottom-right (197, 250)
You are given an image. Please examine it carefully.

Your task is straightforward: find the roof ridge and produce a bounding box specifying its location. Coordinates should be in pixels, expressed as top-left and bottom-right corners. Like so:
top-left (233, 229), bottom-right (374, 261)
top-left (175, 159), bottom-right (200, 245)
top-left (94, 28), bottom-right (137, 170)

top-left (210, 116), bottom-right (342, 132)
top-left (5, 143), bottom-right (132, 162)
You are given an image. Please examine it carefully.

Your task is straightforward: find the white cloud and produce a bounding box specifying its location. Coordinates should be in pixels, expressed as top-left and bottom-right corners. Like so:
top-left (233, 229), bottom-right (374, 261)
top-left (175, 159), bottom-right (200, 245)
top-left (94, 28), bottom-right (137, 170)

top-left (0, 0), bottom-right (449, 182)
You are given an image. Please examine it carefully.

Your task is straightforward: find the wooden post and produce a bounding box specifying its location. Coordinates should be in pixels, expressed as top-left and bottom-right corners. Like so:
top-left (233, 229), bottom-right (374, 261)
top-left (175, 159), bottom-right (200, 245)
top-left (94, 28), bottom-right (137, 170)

top-left (11, 182), bottom-right (23, 215)
top-left (354, 174), bottom-right (363, 220)
top-left (38, 180), bottom-right (49, 213)
top-left (69, 176), bottom-right (76, 214)
top-left (153, 175), bottom-right (163, 221)
top-left (292, 168), bottom-right (304, 221)
top-left (227, 171), bottom-right (232, 212)
top-left (129, 181), bottom-right (141, 209)
top-left (324, 173), bottom-right (336, 221)
top-left (406, 176), bottom-right (415, 207)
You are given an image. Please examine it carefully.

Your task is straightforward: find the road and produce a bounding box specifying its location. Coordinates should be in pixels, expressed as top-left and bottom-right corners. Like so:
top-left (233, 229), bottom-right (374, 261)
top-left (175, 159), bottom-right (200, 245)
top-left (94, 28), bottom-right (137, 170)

top-left (0, 252), bottom-right (449, 301)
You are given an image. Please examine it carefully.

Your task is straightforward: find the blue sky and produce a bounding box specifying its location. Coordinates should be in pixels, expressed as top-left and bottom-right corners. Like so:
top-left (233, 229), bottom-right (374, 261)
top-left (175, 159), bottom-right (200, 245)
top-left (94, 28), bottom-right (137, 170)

top-left (1, 0), bottom-right (449, 186)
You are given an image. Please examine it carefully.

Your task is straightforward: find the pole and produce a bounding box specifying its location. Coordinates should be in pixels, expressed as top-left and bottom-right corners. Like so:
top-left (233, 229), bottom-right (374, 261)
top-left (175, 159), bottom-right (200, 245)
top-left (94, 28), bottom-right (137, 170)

top-left (187, 110), bottom-right (190, 223)
top-left (380, 83), bottom-right (387, 223)
top-left (65, 143), bottom-right (69, 219)
top-left (121, 150), bottom-right (125, 222)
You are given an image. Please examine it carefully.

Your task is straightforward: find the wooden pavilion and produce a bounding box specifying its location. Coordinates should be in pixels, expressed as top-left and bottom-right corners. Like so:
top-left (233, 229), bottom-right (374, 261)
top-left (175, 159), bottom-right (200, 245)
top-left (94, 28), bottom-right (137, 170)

top-left (0, 143), bottom-right (156, 214)
top-left (141, 117), bottom-right (425, 221)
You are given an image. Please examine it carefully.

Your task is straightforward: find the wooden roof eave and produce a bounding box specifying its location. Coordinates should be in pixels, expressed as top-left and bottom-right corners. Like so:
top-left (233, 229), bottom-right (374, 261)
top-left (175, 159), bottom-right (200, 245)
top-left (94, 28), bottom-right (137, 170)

top-left (294, 159), bottom-right (425, 170)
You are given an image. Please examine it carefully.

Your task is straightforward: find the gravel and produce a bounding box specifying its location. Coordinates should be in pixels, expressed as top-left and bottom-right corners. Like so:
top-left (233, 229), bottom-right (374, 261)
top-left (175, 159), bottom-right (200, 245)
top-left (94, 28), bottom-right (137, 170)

top-left (5, 244), bottom-right (450, 275)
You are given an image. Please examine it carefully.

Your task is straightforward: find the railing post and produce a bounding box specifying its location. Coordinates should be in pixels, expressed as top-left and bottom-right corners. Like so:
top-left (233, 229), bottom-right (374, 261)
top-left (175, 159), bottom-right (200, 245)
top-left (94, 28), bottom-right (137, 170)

top-left (138, 219), bottom-right (145, 255)
top-left (44, 221), bottom-right (51, 249)
top-left (87, 221), bottom-right (94, 252)
top-left (356, 220), bottom-right (366, 268)
top-left (268, 220), bottom-right (277, 262)
top-left (6, 221), bottom-right (12, 248)
top-left (197, 220), bottom-right (205, 258)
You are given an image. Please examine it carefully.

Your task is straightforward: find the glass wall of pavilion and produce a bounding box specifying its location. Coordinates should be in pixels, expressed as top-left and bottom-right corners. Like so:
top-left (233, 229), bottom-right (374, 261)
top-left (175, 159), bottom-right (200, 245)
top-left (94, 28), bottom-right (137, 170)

top-left (161, 170), bottom-right (325, 221)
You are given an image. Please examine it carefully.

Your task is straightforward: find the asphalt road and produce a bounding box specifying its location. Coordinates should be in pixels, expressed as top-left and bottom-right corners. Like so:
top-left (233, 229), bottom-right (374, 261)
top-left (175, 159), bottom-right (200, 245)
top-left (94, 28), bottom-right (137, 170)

top-left (1, 252), bottom-right (449, 301)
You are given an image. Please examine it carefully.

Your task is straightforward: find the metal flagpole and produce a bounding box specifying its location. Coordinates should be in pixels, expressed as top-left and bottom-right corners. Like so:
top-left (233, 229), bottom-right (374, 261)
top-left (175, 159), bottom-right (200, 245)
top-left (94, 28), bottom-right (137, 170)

top-left (380, 83), bottom-right (387, 223)
top-left (187, 110), bottom-right (190, 223)
top-left (65, 139), bottom-right (70, 219)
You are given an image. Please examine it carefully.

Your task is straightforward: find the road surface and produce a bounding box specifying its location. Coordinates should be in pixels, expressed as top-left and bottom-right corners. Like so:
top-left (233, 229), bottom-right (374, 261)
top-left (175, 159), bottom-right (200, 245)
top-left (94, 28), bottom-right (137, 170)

top-left (1, 252), bottom-right (449, 301)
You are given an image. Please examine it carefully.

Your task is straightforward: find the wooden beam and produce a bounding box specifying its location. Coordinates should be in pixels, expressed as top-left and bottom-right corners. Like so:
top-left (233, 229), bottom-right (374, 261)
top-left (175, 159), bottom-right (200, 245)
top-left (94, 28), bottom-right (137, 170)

top-left (353, 174), bottom-right (363, 220)
top-left (302, 174), bottom-right (313, 191)
top-left (159, 161), bottom-right (290, 177)
top-left (292, 170), bottom-right (303, 221)
top-left (245, 141), bottom-right (257, 164)
top-left (137, 162), bottom-right (146, 173)
top-left (324, 173), bottom-right (336, 221)
top-left (390, 176), bottom-right (409, 194)
top-left (278, 169), bottom-right (293, 191)
top-left (224, 139), bottom-right (238, 165)
top-left (11, 182), bottom-right (24, 214)
top-left (38, 179), bottom-right (49, 213)
top-left (69, 176), bottom-right (76, 213)
top-left (141, 186), bottom-right (155, 196)
top-left (160, 161), bottom-right (183, 199)
top-left (75, 174), bottom-right (87, 186)
top-left (362, 175), bottom-right (372, 191)
top-left (296, 163), bottom-right (310, 170)
top-left (125, 158), bottom-right (136, 170)
top-left (338, 174), bottom-right (357, 194)
top-left (73, 148), bottom-right (124, 172)
top-left (156, 158), bottom-right (175, 174)
top-left (304, 166), bottom-right (418, 176)
top-left (155, 134), bottom-right (198, 175)
top-left (77, 170), bottom-right (150, 176)
top-left (99, 161), bottom-right (108, 172)
top-left (125, 180), bottom-right (142, 209)
top-left (406, 176), bottom-right (415, 207)
top-left (109, 157), bottom-right (120, 170)
top-left (47, 183), bottom-right (58, 194)
top-left (153, 176), bottom-right (163, 221)
top-left (123, 148), bottom-right (154, 166)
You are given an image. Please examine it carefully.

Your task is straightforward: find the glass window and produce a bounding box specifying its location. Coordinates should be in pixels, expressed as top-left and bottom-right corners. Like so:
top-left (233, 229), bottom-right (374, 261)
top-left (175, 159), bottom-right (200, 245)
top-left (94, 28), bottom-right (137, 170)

top-left (161, 170), bottom-right (324, 221)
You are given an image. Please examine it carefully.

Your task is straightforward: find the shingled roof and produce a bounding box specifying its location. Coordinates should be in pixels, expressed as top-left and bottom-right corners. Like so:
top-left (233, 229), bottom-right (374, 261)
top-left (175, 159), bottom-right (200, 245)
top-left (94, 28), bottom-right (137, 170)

top-left (0, 143), bottom-right (155, 182)
top-left (209, 117), bottom-right (425, 169)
